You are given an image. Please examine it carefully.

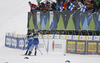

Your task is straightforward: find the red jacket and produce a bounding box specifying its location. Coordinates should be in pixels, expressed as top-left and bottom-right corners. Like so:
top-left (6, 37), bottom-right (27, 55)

top-left (30, 4), bottom-right (39, 14)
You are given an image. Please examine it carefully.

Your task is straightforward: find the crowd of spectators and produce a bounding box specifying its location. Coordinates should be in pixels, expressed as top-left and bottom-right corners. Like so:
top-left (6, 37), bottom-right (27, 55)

top-left (28, 0), bottom-right (100, 14)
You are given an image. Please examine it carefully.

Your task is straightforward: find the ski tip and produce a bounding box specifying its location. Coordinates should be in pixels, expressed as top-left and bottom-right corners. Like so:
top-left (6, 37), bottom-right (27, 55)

top-left (24, 57), bottom-right (29, 59)
top-left (65, 60), bottom-right (70, 63)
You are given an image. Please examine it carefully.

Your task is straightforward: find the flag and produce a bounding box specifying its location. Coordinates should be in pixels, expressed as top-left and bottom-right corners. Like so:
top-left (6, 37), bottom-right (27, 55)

top-left (69, 3), bottom-right (75, 11)
top-left (80, 5), bottom-right (86, 12)
top-left (60, 6), bottom-right (64, 12)
top-left (56, 4), bottom-right (64, 12)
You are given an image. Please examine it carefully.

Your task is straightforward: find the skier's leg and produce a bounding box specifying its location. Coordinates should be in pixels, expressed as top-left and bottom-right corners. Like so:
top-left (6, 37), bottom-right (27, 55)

top-left (25, 43), bottom-right (30, 55)
top-left (28, 44), bottom-right (34, 55)
top-left (34, 45), bottom-right (37, 56)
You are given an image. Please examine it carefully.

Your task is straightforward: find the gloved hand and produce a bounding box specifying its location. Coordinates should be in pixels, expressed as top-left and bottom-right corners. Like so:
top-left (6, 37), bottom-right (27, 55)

top-left (26, 41), bottom-right (28, 44)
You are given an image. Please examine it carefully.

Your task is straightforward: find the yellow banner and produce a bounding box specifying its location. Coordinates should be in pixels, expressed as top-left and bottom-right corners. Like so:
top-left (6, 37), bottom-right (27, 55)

top-left (88, 42), bottom-right (97, 52)
top-left (68, 41), bottom-right (75, 50)
top-left (77, 42), bottom-right (85, 51)
top-left (98, 43), bottom-right (100, 52)
top-left (47, 35), bottom-right (49, 39)
top-left (65, 35), bottom-right (67, 39)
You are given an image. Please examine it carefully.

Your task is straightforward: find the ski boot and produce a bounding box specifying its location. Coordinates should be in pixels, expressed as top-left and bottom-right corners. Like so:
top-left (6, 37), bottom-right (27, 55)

top-left (34, 48), bottom-right (37, 56)
top-left (24, 51), bottom-right (28, 55)
top-left (28, 51), bottom-right (32, 55)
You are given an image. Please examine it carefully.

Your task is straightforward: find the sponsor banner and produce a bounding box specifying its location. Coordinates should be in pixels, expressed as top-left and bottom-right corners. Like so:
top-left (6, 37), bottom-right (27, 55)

top-left (73, 35), bottom-right (78, 40)
top-left (18, 34), bottom-right (21, 38)
top-left (49, 39), bottom-right (66, 53)
top-left (60, 35), bottom-right (65, 39)
top-left (94, 36), bottom-right (99, 41)
top-left (77, 41), bottom-right (85, 54)
top-left (14, 34), bottom-right (17, 37)
top-left (29, 10), bottom-right (100, 30)
top-left (49, 34), bottom-right (53, 39)
top-left (87, 42), bottom-right (97, 54)
top-left (67, 40), bottom-right (76, 53)
top-left (87, 36), bottom-right (92, 40)
top-left (67, 35), bottom-right (72, 39)
top-left (18, 38), bottom-right (25, 49)
top-left (65, 35), bottom-right (67, 39)
top-left (5, 36), bottom-right (12, 47)
top-left (38, 39), bottom-right (48, 52)
top-left (5, 36), bottom-right (26, 50)
top-left (54, 35), bottom-right (59, 39)
top-left (80, 36), bottom-right (86, 40)
top-left (98, 43), bottom-right (100, 55)
top-left (11, 37), bottom-right (17, 48)
top-left (17, 34), bottom-right (19, 38)
top-left (43, 35), bottom-right (47, 39)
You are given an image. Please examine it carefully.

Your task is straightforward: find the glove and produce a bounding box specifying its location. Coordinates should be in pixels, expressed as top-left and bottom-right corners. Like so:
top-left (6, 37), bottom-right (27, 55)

top-left (26, 41), bottom-right (28, 44)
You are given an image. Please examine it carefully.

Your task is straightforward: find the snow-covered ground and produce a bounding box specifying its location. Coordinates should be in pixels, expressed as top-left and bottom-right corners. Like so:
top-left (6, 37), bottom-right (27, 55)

top-left (0, 0), bottom-right (100, 63)
top-left (0, 46), bottom-right (100, 63)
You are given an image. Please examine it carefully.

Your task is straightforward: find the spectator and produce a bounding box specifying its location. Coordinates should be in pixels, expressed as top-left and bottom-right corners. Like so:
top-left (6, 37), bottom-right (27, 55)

top-left (40, 2), bottom-right (46, 11)
top-left (51, 2), bottom-right (56, 10)
top-left (91, 0), bottom-right (99, 13)
top-left (63, 1), bottom-right (69, 11)
top-left (74, 0), bottom-right (80, 9)
top-left (56, 0), bottom-right (61, 5)
top-left (45, 1), bottom-right (50, 10)
top-left (28, 1), bottom-right (39, 14)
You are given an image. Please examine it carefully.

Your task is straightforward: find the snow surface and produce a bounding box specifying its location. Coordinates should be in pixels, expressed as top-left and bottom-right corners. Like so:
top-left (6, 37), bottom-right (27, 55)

top-left (0, 0), bottom-right (100, 63)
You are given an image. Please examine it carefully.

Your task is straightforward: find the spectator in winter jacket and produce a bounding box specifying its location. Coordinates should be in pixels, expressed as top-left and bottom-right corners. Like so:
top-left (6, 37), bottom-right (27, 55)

top-left (39, 2), bottom-right (46, 11)
top-left (91, 0), bottom-right (99, 13)
top-left (51, 2), bottom-right (56, 10)
top-left (28, 1), bottom-right (39, 14)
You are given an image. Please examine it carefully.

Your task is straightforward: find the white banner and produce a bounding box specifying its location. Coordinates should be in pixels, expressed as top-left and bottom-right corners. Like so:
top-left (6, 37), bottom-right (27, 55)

top-left (54, 35), bottom-right (59, 39)
top-left (38, 39), bottom-right (48, 52)
top-left (80, 36), bottom-right (85, 40)
top-left (49, 39), bottom-right (66, 53)
top-left (87, 36), bottom-right (92, 40)
top-left (6, 38), bottom-right (12, 46)
top-left (67, 35), bottom-right (72, 39)
top-left (43, 35), bottom-right (47, 39)
top-left (60, 35), bottom-right (65, 39)
top-left (14, 34), bottom-right (17, 37)
top-left (94, 36), bottom-right (99, 40)
top-left (12, 39), bottom-right (17, 48)
top-left (19, 40), bottom-right (24, 48)
top-left (49, 34), bottom-right (53, 39)
top-left (73, 35), bottom-right (78, 40)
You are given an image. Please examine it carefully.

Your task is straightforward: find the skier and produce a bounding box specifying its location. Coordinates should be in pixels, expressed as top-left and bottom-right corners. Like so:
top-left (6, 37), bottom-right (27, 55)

top-left (24, 31), bottom-right (34, 55)
top-left (28, 29), bottom-right (42, 56)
